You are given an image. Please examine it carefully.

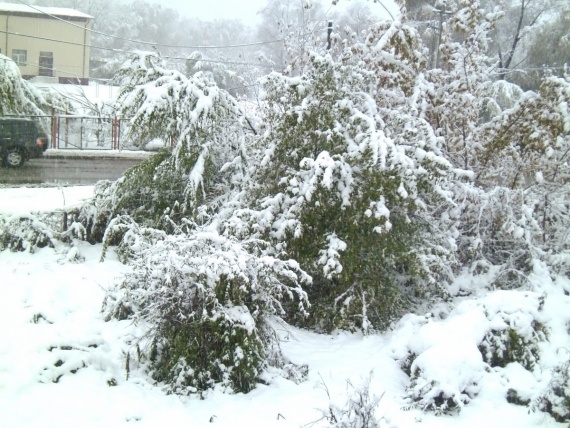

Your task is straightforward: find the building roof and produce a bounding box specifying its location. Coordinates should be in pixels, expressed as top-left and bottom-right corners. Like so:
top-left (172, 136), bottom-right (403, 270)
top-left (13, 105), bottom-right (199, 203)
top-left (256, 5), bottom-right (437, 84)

top-left (0, 2), bottom-right (93, 19)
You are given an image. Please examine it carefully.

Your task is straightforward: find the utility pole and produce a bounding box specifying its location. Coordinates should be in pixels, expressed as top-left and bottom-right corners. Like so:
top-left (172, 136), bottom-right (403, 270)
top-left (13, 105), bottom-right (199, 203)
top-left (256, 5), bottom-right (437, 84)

top-left (432, 8), bottom-right (452, 69)
top-left (327, 21), bottom-right (333, 50)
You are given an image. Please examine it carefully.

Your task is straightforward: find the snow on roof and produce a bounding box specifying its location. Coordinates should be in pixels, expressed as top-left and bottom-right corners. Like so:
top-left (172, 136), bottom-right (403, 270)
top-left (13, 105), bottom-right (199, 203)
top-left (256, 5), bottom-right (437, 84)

top-left (0, 2), bottom-right (93, 19)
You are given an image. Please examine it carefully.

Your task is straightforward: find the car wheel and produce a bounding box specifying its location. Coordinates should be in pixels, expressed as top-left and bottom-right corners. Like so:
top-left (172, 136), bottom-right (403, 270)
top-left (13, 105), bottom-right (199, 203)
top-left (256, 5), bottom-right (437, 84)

top-left (5, 147), bottom-right (25, 167)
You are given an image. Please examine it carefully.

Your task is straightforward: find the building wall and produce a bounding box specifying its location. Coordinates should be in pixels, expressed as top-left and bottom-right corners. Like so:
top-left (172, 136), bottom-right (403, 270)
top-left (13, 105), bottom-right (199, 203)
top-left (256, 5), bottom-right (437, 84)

top-left (0, 13), bottom-right (92, 80)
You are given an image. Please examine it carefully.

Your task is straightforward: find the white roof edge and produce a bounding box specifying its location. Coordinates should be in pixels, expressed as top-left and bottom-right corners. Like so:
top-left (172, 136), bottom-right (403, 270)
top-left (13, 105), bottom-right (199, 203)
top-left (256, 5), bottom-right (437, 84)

top-left (0, 2), bottom-right (93, 19)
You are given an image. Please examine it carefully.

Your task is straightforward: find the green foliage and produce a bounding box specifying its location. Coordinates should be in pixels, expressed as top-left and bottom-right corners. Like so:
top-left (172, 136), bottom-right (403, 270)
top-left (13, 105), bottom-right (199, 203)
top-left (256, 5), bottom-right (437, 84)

top-left (76, 51), bottom-right (250, 240)
top-left (121, 151), bottom-right (177, 211)
top-left (250, 51), bottom-right (454, 332)
top-left (477, 293), bottom-right (548, 371)
top-left (80, 147), bottom-right (222, 242)
top-left (0, 214), bottom-right (55, 252)
top-left (148, 313), bottom-right (265, 394)
top-left (103, 227), bottom-right (309, 394)
top-left (479, 326), bottom-right (543, 371)
top-left (531, 359), bottom-right (570, 422)
top-left (104, 150), bottom-right (189, 227)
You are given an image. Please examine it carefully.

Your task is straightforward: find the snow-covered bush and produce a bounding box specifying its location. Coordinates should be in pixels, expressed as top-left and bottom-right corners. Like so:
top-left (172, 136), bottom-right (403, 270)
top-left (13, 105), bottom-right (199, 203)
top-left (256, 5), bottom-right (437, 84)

top-left (0, 53), bottom-right (47, 116)
top-left (71, 13), bottom-right (567, 408)
top-left (531, 358), bottom-right (570, 422)
top-left (80, 152), bottom-right (189, 239)
top-left (477, 291), bottom-right (547, 370)
top-left (0, 214), bottom-right (56, 252)
top-left (454, 184), bottom-right (541, 289)
top-left (75, 179), bottom-right (120, 244)
top-left (479, 75), bottom-right (570, 190)
top-left (470, 74), bottom-right (570, 281)
top-left (237, 49), bottom-right (455, 332)
top-left (77, 51), bottom-right (252, 235)
top-left (398, 290), bottom-right (549, 414)
top-left (404, 339), bottom-right (484, 414)
top-left (422, 0), bottom-right (501, 172)
top-left (103, 227), bottom-right (309, 394)
top-left (0, 209), bottom-right (88, 263)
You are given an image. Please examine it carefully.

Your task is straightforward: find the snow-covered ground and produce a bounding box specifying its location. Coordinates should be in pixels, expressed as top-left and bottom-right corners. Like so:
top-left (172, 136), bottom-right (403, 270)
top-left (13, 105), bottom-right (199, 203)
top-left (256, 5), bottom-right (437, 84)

top-left (0, 186), bottom-right (568, 427)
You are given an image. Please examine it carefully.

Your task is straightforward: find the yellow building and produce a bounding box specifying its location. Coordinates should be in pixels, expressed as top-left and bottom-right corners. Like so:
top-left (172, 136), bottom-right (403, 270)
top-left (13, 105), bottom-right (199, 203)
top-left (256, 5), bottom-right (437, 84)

top-left (0, 2), bottom-right (93, 84)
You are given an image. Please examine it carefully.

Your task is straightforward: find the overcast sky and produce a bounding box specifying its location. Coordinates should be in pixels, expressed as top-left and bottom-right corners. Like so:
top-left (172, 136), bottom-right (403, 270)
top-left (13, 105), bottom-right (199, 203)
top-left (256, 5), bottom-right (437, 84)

top-left (152, 0), bottom-right (398, 26)
top-left (156, 0), bottom-right (267, 25)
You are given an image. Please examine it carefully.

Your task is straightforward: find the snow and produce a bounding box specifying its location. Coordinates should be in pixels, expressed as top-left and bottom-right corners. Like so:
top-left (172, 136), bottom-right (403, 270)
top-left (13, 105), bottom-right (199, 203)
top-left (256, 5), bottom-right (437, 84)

top-left (0, 2), bottom-right (93, 19)
top-left (0, 186), bottom-right (93, 217)
top-left (0, 186), bottom-right (568, 427)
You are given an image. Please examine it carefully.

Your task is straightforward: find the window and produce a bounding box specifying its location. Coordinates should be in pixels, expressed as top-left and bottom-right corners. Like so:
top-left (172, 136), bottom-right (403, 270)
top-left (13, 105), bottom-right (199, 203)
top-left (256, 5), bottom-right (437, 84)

top-left (12, 49), bottom-right (27, 66)
top-left (39, 52), bottom-right (53, 77)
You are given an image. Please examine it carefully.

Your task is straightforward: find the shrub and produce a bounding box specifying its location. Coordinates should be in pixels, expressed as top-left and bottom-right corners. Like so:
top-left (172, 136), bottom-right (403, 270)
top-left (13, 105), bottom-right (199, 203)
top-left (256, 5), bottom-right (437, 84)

top-left (0, 214), bottom-right (55, 252)
top-left (0, 211), bottom-right (84, 253)
top-left (103, 227), bottom-right (309, 394)
top-left (242, 51), bottom-right (455, 332)
top-left (478, 292), bottom-right (547, 371)
top-left (531, 359), bottom-right (570, 422)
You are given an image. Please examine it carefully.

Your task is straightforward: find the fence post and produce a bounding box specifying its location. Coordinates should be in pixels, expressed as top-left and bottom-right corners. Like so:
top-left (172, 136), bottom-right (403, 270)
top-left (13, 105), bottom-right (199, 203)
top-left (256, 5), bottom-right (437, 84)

top-left (65, 115), bottom-right (69, 148)
top-left (52, 114), bottom-right (58, 149)
top-left (113, 115), bottom-right (119, 150)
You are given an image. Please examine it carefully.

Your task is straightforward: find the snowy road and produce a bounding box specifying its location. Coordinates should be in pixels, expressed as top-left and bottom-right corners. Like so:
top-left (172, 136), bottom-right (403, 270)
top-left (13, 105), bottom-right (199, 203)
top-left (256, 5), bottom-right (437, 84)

top-left (0, 151), bottom-right (151, 186)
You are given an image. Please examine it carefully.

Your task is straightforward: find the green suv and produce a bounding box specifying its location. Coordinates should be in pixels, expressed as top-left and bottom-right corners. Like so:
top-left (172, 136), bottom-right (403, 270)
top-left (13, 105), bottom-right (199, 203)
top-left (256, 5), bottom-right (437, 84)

top-left (0, 118), bottom-right (49, 167)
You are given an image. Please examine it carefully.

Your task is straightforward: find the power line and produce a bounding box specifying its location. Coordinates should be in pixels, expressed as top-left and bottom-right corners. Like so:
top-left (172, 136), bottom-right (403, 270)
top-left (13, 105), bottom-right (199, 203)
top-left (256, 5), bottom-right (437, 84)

top-left (4, 29), bottom-right (566, 75)
top-left (0, 28), bottom-right (148, 54)
top-left (0, 30), bottom-right (277, 69)
top-left (13, 0), bottom-right (282, 50)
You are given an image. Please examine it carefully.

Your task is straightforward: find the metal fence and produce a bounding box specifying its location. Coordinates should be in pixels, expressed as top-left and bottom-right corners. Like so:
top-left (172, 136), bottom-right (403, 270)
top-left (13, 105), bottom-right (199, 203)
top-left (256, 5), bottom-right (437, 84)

top-left (54, 115), bottom-right (156, 151)
top-left (1, 114), bottom-right (172, 151)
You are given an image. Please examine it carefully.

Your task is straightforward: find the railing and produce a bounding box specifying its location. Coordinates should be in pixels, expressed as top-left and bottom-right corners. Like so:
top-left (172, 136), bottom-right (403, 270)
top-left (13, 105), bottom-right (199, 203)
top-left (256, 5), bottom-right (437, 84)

top-left (55, 115), bottom-right (119, 150)
top-left (53, 115), bottom-right (156, 151)
top-left (1, 114), bottom-right (172, 151)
